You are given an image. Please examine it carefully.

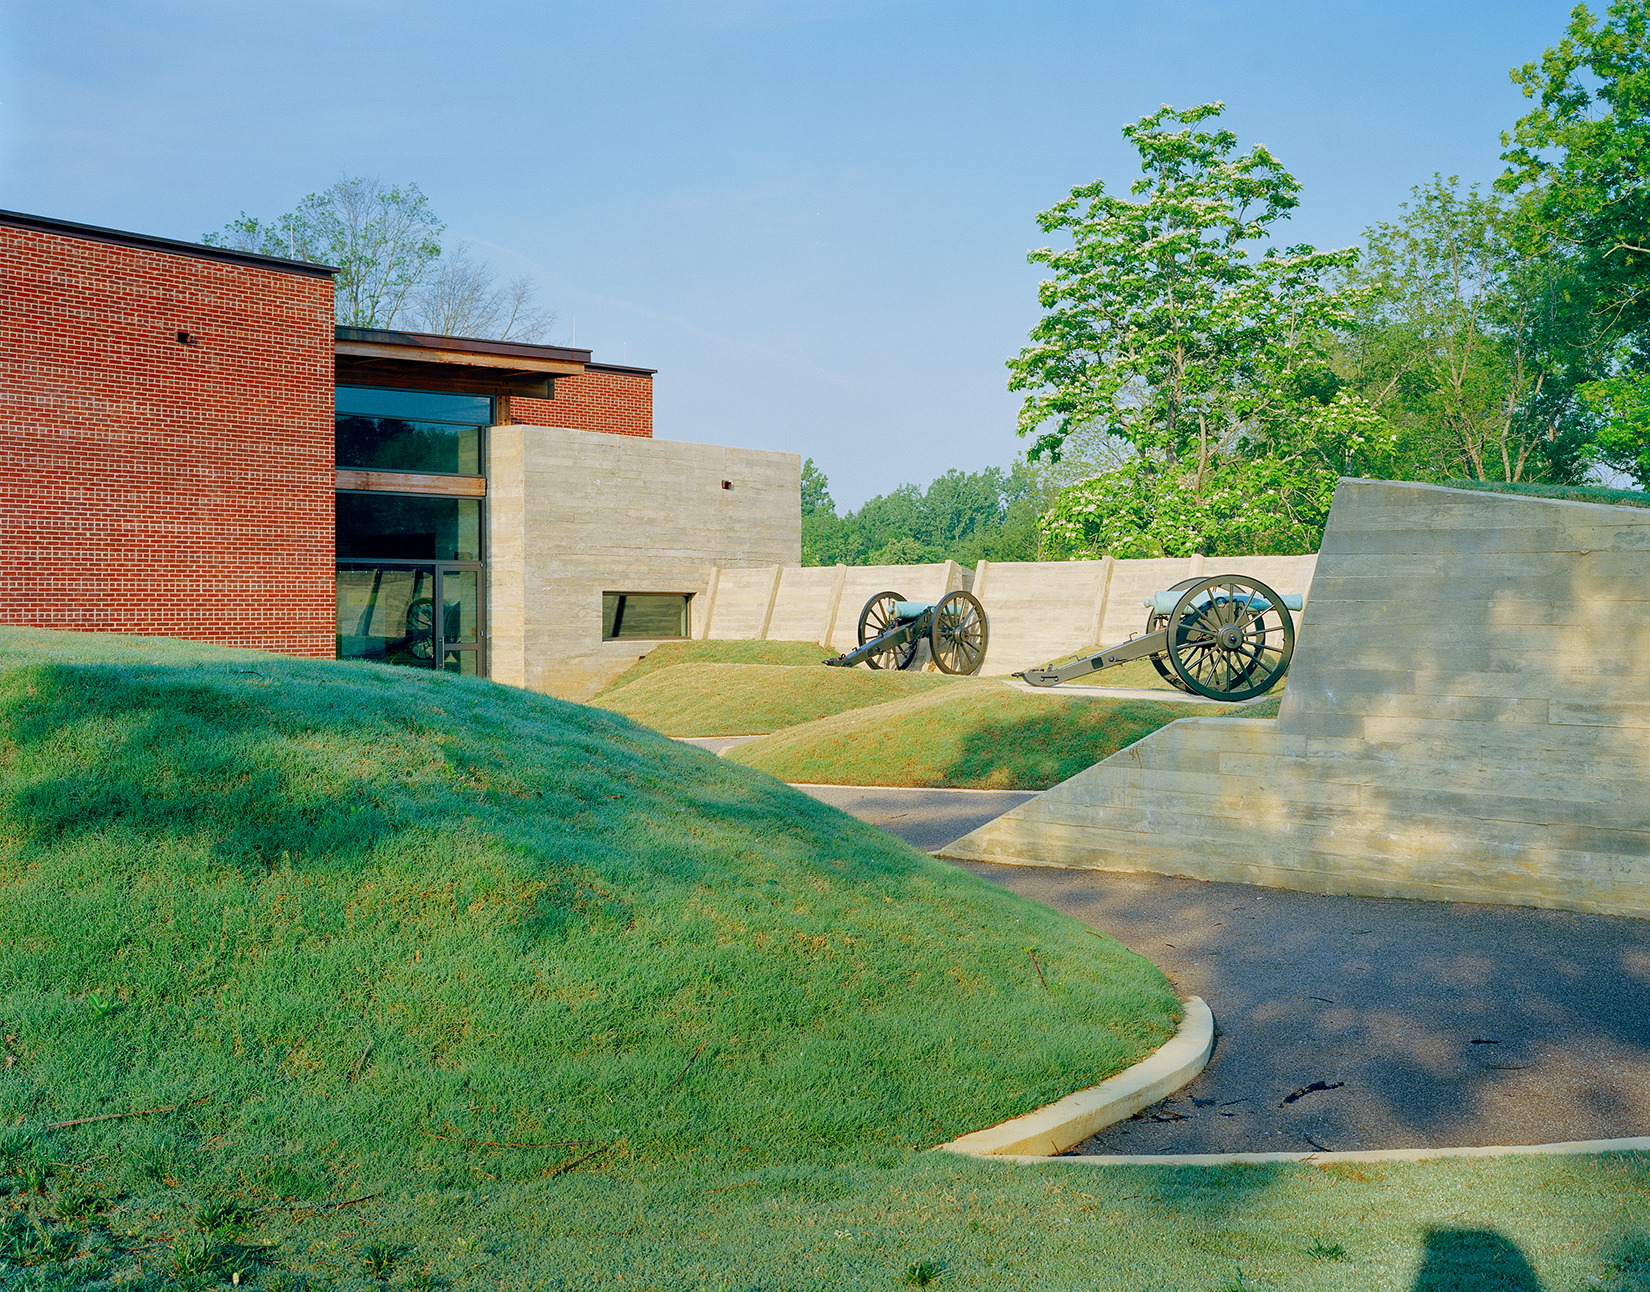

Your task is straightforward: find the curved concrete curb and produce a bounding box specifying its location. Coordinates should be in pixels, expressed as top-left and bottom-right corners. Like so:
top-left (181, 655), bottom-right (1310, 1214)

top-left (984, 1137), bottom-right (1650, 1167)
top-left (937, 996), bottom-right (1213, 1158)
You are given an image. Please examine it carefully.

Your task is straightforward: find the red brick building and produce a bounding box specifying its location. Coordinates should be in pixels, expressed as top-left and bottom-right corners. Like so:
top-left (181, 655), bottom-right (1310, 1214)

top-left (1, 208), bottom-right (675, 676)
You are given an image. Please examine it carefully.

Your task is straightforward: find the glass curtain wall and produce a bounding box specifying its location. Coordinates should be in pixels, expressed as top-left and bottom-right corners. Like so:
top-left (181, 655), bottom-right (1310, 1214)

top-left (334, 387), bottom-right (489, 675)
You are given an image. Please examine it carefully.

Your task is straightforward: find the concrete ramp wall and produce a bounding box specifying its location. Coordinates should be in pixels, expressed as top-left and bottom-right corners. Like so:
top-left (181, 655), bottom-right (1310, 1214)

top-left (940, 480), bottom-right (1650, 918)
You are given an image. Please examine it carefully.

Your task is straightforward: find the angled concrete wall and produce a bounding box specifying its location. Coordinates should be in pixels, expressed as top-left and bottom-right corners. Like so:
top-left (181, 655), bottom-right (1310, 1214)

top-left (941, 480), bottom-right (1650, 918)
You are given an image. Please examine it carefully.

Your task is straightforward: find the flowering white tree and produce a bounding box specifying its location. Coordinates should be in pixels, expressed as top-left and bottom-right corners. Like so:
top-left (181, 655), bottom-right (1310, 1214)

top-left (1008, 103), bottom-right (1374, 556)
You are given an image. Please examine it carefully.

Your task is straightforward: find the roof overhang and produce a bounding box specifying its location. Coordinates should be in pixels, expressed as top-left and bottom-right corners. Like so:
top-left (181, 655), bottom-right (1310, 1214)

top-left (334, 326), bottom-right (594, 397)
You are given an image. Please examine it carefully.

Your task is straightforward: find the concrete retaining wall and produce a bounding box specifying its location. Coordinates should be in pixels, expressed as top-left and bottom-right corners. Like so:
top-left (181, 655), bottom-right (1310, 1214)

top-left (697, 554), bottom-right (1315, 674)
top-left (940, 480), bottom-right (1650, 918)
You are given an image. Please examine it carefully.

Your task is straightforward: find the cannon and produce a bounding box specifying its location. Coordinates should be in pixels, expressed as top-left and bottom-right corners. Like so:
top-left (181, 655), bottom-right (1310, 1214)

top-left (1014, 574), bottom-right (1301, 702)
top-left (823, 590), bottom-right (989, 675)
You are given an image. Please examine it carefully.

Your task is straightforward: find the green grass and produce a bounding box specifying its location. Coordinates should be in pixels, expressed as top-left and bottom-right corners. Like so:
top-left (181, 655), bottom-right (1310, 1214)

top-left (598, 637), bottom-right (835, 694)
top-left (0, 626), bottom-right (1184, 1288)
top-left (595, 661), bottom-right (958, 735)
top-left (729, 684), bottom-right (1278, 789)
top-left (1442, 478), bottom-right (1650, 510)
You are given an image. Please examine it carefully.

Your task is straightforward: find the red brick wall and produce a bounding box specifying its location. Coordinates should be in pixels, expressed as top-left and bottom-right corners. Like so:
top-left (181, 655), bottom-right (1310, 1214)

top-left (512, 367), bottom-right (652, 437)
top-left (0, 225), bottom-right (336, 656)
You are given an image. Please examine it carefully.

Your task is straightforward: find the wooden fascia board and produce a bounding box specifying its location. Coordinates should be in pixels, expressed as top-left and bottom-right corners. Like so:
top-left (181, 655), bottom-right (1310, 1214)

top-left (333, 339), bottom-right (585, 376)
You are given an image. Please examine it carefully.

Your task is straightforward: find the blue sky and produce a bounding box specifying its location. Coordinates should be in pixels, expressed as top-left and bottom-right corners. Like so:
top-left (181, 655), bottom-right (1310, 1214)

top-left (0, 1), bottom-right (1574, 507)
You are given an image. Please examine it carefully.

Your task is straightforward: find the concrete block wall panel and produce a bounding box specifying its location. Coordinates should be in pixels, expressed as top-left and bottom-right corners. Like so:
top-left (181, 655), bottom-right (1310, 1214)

top-left (705, 566), bottom-right (782, 640)
top-left (486, 426), bottom-right (799, 701)
top-left (1092, 557), bottom-right (1200, 644)
top-left (0, 220), bottom-right (336, 655)
top-left (826, 563), bottom-right (972, 653)
top-left (970, 560), bottom-right (1113, 676)
top-left (766, 566), bottom-right (845, 643)
top-left (941, 480), bottom-right (1650, 919)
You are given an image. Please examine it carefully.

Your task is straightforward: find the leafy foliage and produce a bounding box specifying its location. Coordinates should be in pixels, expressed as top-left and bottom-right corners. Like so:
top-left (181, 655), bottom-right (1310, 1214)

top-left (800, 460), bottom-right (1053, 566)
top-left (1501, 0), bottom-right (1650, 338)
top-left (1004, 103), bottom-right (1363, 557)
top-left (205, 176), bottom-right (444, 329)
top-left (1335, 176), bottom-right (1600, 485)
top-left (1007, 102), bottom-right (1357, 471)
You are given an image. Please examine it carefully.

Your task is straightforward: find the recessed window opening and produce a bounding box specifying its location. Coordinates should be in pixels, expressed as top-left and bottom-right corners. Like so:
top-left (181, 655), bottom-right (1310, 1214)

top-left (603, 593), bottom-right (691, 641)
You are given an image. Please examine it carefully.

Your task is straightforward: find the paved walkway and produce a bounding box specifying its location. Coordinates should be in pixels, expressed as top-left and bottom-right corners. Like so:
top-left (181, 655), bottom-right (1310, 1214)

top-left (802, 784), bottom-right (1650, 1155)
top-left (959, 863), bottom-right (1650, 1154)
top-left (794, 785), bottom-right (1038, 854)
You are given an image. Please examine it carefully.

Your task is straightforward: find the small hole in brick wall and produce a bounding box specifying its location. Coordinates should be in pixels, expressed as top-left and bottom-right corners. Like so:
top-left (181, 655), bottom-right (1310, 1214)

top-left (176, 331), bottom-right (194, 345)
top-left (721, 480), bottom-right (732, 490)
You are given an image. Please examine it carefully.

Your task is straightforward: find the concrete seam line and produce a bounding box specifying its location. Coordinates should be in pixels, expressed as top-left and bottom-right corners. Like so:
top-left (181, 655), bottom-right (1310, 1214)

top-left (979, 1137), bottom-right (1650, 1167)
top-left (935, 996), bottom-right (1213, 1158)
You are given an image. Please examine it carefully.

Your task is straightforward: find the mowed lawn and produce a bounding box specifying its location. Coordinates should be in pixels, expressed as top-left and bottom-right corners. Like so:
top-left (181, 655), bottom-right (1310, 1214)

top-left (0, 627), bottom-right (1178, 1288)
top-left (729, 684), bottom-right (1277, 790)
top-left (595, 661), bottom-right (957, 736)
top-left (592, 639), bottom-right (1274, 788)
top-left (0, 629), bottom-right (1641, 1288)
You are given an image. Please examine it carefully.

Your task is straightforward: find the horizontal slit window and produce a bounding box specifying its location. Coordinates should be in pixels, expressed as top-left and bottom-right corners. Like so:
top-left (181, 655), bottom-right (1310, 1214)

top-left (603, 593), bottom-right (690, 641)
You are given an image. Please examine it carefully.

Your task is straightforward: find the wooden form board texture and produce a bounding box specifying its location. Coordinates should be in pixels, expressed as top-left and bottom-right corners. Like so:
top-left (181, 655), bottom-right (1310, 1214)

top-left (941, 480), bottom-right (1650, 919)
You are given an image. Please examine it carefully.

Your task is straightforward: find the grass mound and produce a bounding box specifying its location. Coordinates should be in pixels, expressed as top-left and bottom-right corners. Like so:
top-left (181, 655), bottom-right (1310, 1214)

top-left (0, 628), bottom-right (1178, 1279)
top-left (598, 638), bottom-right (833, 694)
top-left (730, 685), bottom-right (1280, 789)
top-left (595, 661), bottom-right (956, 735)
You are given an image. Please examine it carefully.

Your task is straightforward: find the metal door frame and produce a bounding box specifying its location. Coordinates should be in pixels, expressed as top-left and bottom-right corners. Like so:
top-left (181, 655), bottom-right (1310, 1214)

top-left (336, 558), bottom-right (487, 677)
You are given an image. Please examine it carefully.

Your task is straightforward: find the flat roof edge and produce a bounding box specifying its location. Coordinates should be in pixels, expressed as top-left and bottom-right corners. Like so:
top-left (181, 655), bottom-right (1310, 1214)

top-left (0, 209), bottom-right (338, 278)
top-left (585, 361), bottom-right (658, 376)
top-left (335, 325), bottom-right (593, 366)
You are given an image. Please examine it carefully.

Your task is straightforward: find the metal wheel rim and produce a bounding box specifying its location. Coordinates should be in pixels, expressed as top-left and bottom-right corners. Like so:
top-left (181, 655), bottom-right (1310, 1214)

top-left (930, 591), bottom-right (988, 675)
top-left (1165, 576), bottom-right (1294, 702)
top-left (856, 590), bottom-right (916, 671)
top-left (1144, 576), bottom-right (1201, 692)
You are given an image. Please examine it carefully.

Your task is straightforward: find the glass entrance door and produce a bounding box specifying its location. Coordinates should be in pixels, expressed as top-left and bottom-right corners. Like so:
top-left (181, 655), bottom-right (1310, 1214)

top-left (337, 561), bottom-right (485, 675)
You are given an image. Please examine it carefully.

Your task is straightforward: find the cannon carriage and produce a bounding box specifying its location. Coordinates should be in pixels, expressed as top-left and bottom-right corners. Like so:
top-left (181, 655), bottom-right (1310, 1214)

top-left (822, 589), bottom-right (989, 675)
top-left (1016, 574), bottom-right (1300, 701)
top-left (821, 572), bottom-right (1299, 700)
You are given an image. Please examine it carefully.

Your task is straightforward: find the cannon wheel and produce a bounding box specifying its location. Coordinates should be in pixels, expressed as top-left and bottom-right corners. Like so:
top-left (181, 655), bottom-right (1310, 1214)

top-left (857, 591), bottom-right (919, 670)
top-left (1165, 575), bottom-right (1295, 701)
top-left (1146, 576), bottom-right (1204, 693)
top-left (930, 590), bottom-right (988, 675)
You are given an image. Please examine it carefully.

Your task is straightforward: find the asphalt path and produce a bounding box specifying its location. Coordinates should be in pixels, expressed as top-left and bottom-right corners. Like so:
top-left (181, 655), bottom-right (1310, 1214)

top-left (793, 784), bottom-right (1039, 854)
top-left (802, 784), bottom-right (1650, 1154)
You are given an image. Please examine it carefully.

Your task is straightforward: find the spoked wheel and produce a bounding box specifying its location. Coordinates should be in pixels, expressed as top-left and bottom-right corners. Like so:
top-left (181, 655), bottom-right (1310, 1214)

top-left (857, 590), bottom-right (919, 670)
top-left (1146, 576), bottom-right (1204, 693)
top-left (404, 597), bottom-right (436, 660)
top-left (1164, 576), bottom-right (1295, 701)
top-left (930, 590), bottom-right (988, 675)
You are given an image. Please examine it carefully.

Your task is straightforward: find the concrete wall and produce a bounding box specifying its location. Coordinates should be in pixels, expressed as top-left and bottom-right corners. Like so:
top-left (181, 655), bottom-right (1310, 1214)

top-left (941, 480), bottom-right (1650, 919)
top-left (696, 553), bottom-right (1314, 674)
top-left (487, 425), bottom-right (799, 700)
